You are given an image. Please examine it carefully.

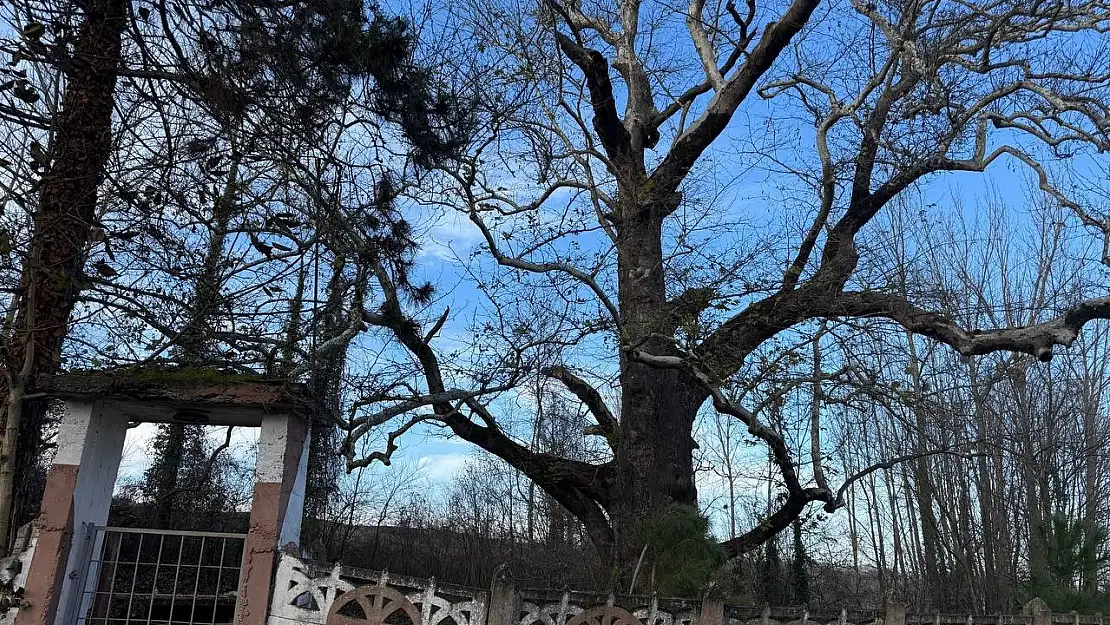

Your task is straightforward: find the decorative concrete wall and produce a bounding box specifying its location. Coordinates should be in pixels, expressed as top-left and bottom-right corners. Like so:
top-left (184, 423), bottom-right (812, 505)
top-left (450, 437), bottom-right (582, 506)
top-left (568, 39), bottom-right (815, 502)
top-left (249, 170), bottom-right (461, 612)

top-left (265, 553), bottom-right (888, 625)
top-left (267, 552), bottom-right (894, 625)
top-left (517, 592), bottom-right (699, 625)
top-left (267, 555), bottom-right (487, 625)
top-left (265, 554), bottom-right (1105, 625)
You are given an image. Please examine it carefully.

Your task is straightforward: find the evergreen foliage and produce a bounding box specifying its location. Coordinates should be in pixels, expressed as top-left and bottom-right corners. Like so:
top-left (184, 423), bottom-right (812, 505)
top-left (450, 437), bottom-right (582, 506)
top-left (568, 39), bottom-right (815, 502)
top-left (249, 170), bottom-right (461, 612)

top-left (634, 504), bottom-right (725, 597)
top-left (1026, 515), bottom-right (1110, 613)
top-left (196, 0), bottom-right (473, 165)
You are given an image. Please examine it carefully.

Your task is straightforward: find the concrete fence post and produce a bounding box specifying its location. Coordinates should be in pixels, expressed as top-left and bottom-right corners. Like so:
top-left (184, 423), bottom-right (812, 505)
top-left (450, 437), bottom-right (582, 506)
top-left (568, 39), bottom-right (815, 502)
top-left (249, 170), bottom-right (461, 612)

top-left (1024, 598), bottom-right (1052, 625)
top-left (488, 568), bottom-right (518, 625)
top-left (884, 601), bottom-right (906, 625)
top-left (699, 596), bottom-right (724, 625)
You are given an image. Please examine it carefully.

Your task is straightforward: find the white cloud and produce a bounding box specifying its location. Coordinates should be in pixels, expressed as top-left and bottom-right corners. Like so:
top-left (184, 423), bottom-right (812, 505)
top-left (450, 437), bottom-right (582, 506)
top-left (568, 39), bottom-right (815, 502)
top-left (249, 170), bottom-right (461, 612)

top-left (416, 452), bottom-right (472, 482)
top-left (416, 212), bottom-right (484, 262)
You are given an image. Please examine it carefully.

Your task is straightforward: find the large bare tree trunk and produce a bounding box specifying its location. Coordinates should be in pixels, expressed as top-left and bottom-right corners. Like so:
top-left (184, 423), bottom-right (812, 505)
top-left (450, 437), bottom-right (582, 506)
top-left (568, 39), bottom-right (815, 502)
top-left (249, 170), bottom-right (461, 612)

top-left (611, 212), bottom-right (705, 566)
top-left (0, 0), bottom-right (126, 552)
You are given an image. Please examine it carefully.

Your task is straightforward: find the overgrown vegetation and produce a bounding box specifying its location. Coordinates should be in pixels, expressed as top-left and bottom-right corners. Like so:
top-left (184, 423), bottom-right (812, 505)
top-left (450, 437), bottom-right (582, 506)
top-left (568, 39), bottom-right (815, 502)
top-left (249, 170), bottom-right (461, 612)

top-left (1025, 517), bottom-right (1110, 613)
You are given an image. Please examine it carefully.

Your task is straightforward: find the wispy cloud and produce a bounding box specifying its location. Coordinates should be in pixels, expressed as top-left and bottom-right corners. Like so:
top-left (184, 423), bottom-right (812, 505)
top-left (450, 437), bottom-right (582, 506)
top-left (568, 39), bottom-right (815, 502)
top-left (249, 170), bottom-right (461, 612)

top-left (416, 452), bottom-right (473, 482)
top-left (416, 211), bottom-right (484, 263)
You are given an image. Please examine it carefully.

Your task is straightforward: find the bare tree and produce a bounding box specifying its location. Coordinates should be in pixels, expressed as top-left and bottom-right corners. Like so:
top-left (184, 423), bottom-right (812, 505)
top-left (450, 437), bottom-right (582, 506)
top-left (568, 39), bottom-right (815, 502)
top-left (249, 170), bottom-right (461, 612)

top-left (341, 0), bottom-right (1110, 577)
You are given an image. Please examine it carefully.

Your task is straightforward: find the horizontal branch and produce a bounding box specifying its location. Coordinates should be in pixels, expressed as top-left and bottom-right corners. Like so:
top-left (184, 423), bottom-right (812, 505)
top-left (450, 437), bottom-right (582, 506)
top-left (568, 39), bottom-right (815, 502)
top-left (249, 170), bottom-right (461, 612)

top-left (837, 291), bottom-right (1110, 362)
top-left (344, 413), bottom-right (438, 469)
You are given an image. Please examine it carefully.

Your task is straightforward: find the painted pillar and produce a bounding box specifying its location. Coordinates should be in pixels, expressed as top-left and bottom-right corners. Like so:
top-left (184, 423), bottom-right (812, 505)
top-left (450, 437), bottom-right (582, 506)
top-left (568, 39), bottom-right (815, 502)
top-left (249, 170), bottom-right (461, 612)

top-left (236, 413), bottom-right (308, 625)
top-left (15, 400), bottom-right (127, 625)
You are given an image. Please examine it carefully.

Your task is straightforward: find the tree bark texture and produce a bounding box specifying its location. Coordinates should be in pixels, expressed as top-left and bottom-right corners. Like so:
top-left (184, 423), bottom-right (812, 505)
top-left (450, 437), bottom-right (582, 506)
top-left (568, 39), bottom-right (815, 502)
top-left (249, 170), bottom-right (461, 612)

top-left (611, 211), bottom-right (706, 565)
top-left (0, 0), bottom-right (126, 551)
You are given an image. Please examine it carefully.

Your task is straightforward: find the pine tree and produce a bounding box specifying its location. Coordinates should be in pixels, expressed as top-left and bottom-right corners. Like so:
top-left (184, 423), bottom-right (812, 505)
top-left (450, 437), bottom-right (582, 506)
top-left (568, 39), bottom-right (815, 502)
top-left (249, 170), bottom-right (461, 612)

top-left (1028, 515), bottom-right (1110, 612)
top-left (633, 504), bottom-right (725, 596)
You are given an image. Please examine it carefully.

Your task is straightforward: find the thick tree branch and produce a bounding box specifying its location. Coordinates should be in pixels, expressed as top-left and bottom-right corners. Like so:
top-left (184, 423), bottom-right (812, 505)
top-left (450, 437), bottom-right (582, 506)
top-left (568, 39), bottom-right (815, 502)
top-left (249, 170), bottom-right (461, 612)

top-left (687, 0), bottom-right (725, 90)
top-left (649, 0), bottom-right (821, 201)
top-left (542, 365), bottom-right (618, 449)
top-left (722, 487), bottom-right (827, 557)
top-left (696, 289), bottom-right (813, 377)
top-left (358, 261), bottom-right (617, 555)
top-left (553, 32), bottom-right (636, 173)
top-left (835, 291), bottom-right (1110, 362)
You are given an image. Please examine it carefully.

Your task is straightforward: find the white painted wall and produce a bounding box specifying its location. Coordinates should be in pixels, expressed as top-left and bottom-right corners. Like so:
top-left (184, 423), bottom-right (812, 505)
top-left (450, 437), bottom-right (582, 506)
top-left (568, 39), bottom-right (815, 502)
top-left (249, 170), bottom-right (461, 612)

top-left (279, 431), bottom-right (309, 548)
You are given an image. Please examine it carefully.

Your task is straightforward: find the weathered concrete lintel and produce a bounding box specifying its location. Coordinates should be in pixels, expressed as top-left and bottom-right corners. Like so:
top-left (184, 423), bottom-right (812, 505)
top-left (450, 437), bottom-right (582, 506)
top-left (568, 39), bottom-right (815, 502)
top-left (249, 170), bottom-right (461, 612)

top-left (34, 372), bottom-right (330, 427)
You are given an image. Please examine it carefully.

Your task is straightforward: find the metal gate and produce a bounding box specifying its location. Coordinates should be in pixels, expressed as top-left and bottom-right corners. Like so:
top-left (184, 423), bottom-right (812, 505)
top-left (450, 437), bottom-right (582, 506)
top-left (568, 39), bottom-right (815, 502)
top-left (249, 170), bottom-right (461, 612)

top-left (66, 527), bottom-right (247, 625)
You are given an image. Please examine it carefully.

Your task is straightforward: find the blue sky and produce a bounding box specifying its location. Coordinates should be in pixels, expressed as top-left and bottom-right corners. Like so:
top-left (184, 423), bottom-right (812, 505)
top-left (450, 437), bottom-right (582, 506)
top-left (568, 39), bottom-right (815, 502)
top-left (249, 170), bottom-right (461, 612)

top-left (102, 0), bottom-right (1110, 547)
top-left (113, 112), bottom-right (1108, 543)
